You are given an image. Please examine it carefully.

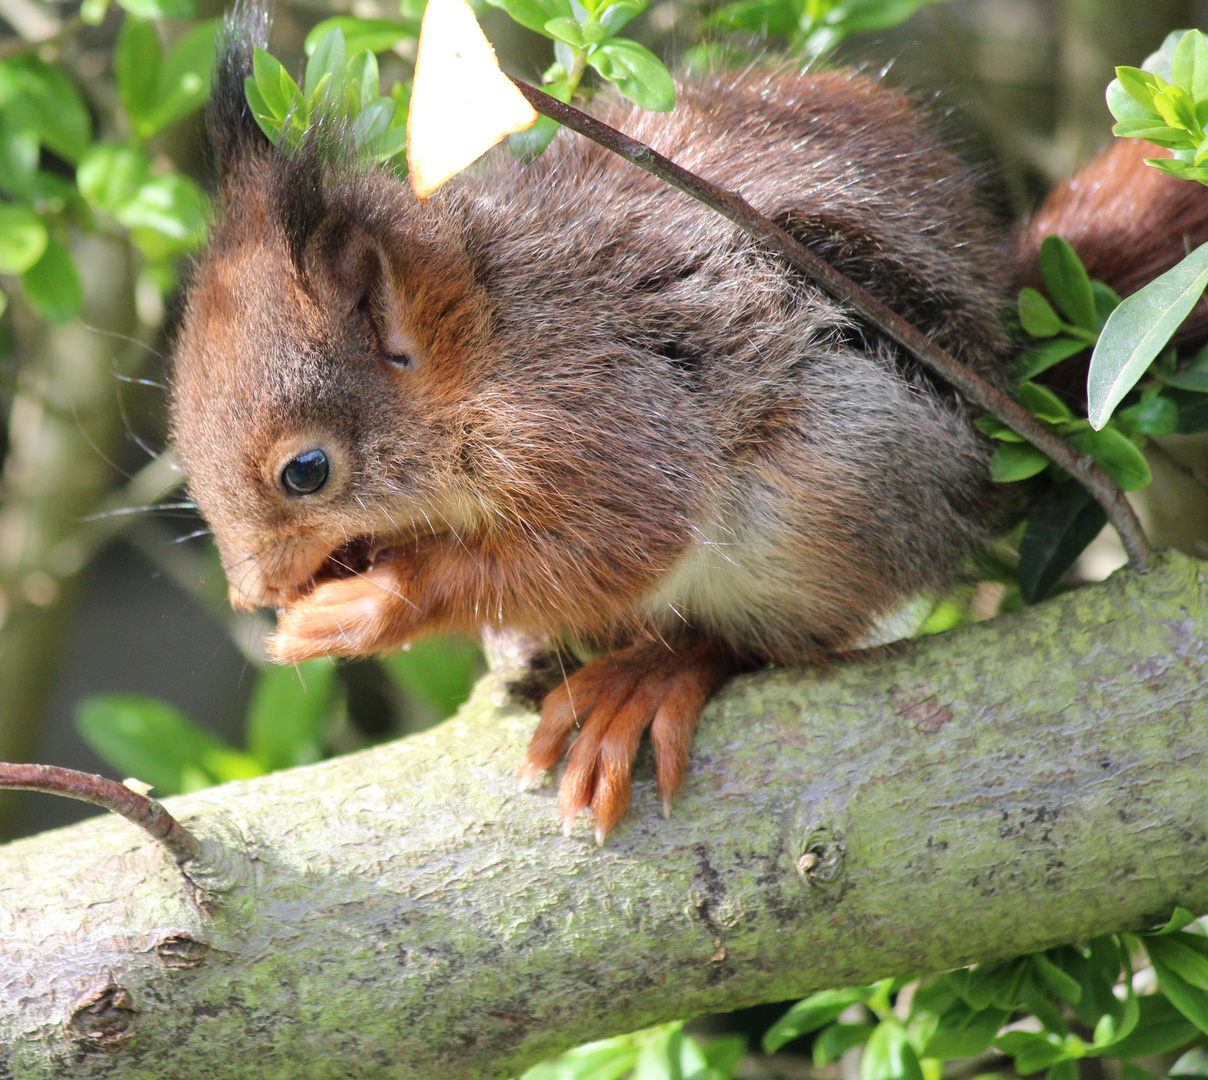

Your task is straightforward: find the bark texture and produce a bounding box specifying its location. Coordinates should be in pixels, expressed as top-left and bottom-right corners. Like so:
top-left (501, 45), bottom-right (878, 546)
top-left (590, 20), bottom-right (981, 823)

top-left (1, 550), bottom-right (1206, 1080)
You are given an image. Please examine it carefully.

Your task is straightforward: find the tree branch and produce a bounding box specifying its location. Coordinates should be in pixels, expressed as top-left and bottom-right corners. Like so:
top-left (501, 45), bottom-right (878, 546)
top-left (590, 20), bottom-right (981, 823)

top-left (508, 79), bottom-right (1153, 573)
top-left (1, 550), bottom-right (1205, 1078)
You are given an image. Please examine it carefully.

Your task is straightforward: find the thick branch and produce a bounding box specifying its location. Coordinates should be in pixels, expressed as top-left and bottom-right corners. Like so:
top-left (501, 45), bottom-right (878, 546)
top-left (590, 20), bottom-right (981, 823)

top-left (1, 551), bottom-right (1205, 1078)
top-left (508, 79), bottom-right (1153, 572)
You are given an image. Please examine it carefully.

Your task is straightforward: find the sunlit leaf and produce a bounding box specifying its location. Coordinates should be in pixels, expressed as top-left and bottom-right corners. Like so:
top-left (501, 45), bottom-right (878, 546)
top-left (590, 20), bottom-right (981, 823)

top-left (1088, 242), bottom-right (1208, 428)
top-left (0, 203), bottom-right (48, 273)
top-left (22, 240), bottom-right (81, 323)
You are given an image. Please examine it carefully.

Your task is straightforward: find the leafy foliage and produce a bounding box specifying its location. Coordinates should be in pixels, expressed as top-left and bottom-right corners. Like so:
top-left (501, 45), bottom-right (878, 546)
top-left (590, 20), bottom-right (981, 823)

top-left (75, 645), bottom-right (481, 797)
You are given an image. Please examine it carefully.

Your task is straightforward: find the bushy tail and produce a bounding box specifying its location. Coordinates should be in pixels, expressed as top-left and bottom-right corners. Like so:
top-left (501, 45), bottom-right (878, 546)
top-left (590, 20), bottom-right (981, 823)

top-left (1017, 139), bottom-right (1208, 337)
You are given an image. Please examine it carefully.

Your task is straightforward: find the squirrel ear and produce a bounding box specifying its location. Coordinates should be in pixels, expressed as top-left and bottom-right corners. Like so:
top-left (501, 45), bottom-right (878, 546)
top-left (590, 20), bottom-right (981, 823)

top-left (209, 0), bottom-right (273, 181)
top-left (307, 218), bottom-right (417, 362)
top-left (308, 218), bottom-right (385, 316)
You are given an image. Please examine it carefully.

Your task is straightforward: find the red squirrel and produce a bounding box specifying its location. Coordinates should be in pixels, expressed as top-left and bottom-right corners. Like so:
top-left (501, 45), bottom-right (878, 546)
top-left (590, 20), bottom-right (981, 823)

top-left (168, 10), bottom-right (1205, 842)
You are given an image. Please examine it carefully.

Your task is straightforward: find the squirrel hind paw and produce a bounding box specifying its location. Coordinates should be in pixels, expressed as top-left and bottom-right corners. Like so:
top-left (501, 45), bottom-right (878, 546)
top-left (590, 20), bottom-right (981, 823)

top-left (521, 643), bottom-right (731, 842)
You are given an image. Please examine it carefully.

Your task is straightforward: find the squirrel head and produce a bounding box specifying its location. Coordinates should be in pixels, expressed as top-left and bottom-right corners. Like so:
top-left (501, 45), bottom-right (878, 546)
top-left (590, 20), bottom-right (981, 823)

top-left (169, 19), bottom-right (495, 611)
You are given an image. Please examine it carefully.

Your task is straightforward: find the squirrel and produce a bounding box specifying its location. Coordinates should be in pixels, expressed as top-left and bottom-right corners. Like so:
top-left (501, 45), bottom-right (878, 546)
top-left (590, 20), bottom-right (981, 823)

top-left (168, 9), bottom-right (1207, 842)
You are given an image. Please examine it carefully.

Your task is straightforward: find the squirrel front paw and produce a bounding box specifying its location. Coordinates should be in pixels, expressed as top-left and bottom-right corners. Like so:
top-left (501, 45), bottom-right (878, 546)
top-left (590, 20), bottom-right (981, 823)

top-left (270, 555), bottom-right (423, 662)
top-left (518, 641), bottom-right (732, 844)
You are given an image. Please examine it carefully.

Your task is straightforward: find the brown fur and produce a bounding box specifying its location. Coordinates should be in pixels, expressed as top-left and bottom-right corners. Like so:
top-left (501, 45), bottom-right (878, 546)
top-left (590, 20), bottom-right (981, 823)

top-left (170, 19), bottom-right (1095, 837)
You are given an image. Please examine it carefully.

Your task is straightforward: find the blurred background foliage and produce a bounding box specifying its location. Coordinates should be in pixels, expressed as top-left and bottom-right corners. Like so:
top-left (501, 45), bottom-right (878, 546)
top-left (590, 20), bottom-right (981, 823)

top-left (2, 0), bottom-right (1208, 1076)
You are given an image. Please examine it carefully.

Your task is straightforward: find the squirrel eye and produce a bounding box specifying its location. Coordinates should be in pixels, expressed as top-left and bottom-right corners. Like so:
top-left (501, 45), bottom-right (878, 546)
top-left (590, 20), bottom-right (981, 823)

top-left (280, 448), bottom-right (330, 496)
top-left (386, 353), bottom-right (413, 370)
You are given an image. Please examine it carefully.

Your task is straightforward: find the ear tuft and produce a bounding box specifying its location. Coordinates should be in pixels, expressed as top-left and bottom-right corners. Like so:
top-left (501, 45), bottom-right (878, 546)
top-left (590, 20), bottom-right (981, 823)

top-left (209, 0), bottom-right (273, 181)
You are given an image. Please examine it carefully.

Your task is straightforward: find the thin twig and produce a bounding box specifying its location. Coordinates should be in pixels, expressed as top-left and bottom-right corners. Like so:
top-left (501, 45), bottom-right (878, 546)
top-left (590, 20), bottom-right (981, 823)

top-left (0, 763), bottom-right (201, 864)
top-left (510, 79), bottom-right (1154, 572)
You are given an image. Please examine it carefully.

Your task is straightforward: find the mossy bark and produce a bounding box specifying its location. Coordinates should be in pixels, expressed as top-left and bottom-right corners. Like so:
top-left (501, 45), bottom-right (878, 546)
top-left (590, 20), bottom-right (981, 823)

top-left (1, 551), bottom-right (1206, 1080)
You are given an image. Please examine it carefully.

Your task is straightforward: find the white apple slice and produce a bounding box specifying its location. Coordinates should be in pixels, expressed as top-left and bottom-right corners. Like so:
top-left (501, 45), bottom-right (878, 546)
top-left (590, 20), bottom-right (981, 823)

top-left (407, 0), bottom-right (538, 199)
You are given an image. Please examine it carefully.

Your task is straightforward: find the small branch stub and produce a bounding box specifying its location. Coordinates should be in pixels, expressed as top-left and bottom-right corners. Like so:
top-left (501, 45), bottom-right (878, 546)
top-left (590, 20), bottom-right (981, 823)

top-left (0, 762), bottom-right (202, 864)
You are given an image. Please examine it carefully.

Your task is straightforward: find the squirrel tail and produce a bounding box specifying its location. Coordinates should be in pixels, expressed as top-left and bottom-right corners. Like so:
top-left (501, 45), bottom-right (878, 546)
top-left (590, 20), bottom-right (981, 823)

top-left (1013, 139), bottom-right (1208, 404)
top-left (1016, 138), bottom-right (1208, 342)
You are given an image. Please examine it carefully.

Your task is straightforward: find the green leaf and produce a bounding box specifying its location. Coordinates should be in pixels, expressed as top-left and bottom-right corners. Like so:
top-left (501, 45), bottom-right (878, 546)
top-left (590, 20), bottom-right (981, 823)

top-left (1117, 395), bottom-right (1179, 436)
top-left (115, 16), bottom-right (161, 130)
top-left (306, 28), bottom-right (346, 107)
top-left (252, 47), bottom-right (303, 126)
top-left (482, 0), bottom-right (573, 35)
top-left (0, 203), bottom-right (48, 273)
top-left (76, 144), bottom-right (152, 213)
top-left (1018, 481), bottom-right (1109, 603)
top-left (814, 1023), bottom-right (876, 1066)
top-left (1092, 280), bottom-right (1122, 329)
top-left (1155, 344), bottom-right (1208, 391)
top-left (763, 987), bottom-right (866, 1053)
top-left (1113, 66), bottom-right (1161, 111)
top-left (861, 1021), bottom-right (922, 1080)
top-left (1110, 118), bottom-right (1186, 142)
top-left (1039, 236), bottom-right (1096, 330)
top-left (921, 1003), bottom-right (1009, 1059)
top-left (994, 1031), bottom-right (1065, 1075)
top-left (75, 694), bottom-right (251, 796)
top-left (1108, 992), bottom-right (1198, 1058)
top-left (1146, 907), bottom-right (1201, 935)
top-left (1067, 427), bottom-right (1152, 491)
top-left (1172, 31), bottom-right (1208, 101)
top-left (1032, 953), bottom-right (1082, 1005)
top-left (116, 0), bottom-right (194, 16)
top-left (382, 636), bottom-right (482, 719)
top-left (1018, 287), bottom-right (1062, 338)
top-left (0, 115), bottom-right (39, 199)
top-left (989, 442), bottom-right (1049, 482)
top-left (304, 17), bottom-right (417, 57)
top-left (137, 21), bottom-right (218, 138)
top-left (1143, 156), bottom-right (1208, 184)
top-left (1016, 381), bottom-right (1073, 423)
top-left (347, 50), bottom-right (380, 112)
top-left (545, 16), bottom-right (587, 45)
top-left (244, 77), bottom-right (279, 143)
top-left (588, 39), bottom-right (676, 112)
top-left (1021, 971), bottom-right (1070, 1036)
top-left (364, 125), bottom-right (408, 165)
top-left (1088, 241), bottom-right (1208, 427)
top-left (1046, 1060), bottom-right (1079, 1080)
top-left (114, 173), bottom-right (208, 249)
top-left (22, 240), bottom-right (81, 323)
top-left (703, 1035), bottom-right (746, 1079)
top-left (1011, 336), bottom-right (1089, 383)
top-left (246, 658), bottom-right (338, 772)
top-left (599, 0), bottom-right (645, 34)
top-left (351, 97), bottom-right (397, 146)
top-left (1, 57), bottom-right (91, 163)
top-left (1146, 934), bottom-right (1208, 990)
top-left (509, 114), bottom-right (561, 159)
top-left (1150, 953), bottom-right (1208, 1035)
top-left (1153, 84), bottom-right (1199, 133)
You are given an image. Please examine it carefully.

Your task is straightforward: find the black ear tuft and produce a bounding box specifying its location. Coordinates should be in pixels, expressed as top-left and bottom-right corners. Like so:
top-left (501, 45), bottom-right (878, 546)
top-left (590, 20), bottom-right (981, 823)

top-left (209, 0), bottom-right (273, 180)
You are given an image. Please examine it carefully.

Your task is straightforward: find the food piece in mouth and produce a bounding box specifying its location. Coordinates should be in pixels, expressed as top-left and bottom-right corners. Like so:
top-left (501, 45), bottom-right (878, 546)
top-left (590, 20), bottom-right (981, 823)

top-left (299, 537), bottom-right (403, 597)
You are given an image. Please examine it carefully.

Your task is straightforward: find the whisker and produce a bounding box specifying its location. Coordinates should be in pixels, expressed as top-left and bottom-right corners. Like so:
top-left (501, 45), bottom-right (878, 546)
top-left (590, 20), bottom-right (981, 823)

top-left (113, 372), bottom-right (169, 390)
top-left (173, 528), bottom-right (212, 544)
top-left (77, 320), bottom-right (166, 363)
top-left (78, 501), bottom-right (199, 522)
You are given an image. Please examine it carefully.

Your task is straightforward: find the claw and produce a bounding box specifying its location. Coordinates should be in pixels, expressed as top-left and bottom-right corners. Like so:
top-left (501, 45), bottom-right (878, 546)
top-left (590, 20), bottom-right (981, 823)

top-left (521, 641), bottom-right (732, 840)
